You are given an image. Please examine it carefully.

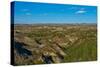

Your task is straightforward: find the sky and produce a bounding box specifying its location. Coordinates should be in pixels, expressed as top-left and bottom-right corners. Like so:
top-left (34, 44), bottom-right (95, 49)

top-left (12, 1), bottom-right (97, 24)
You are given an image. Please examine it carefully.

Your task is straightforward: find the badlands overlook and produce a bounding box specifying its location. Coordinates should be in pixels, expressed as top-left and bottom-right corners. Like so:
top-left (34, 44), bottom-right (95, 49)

top-left (13, 24), bottom-right (97, 65)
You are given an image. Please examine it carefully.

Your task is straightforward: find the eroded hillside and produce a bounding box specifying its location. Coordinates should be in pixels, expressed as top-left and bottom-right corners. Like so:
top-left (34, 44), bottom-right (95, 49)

top-left (13, 24), bottom-right (97, 65)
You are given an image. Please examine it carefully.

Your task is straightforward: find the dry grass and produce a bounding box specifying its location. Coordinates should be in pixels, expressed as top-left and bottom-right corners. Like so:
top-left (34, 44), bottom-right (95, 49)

top-left (13, 24), bottom-right (97, 65)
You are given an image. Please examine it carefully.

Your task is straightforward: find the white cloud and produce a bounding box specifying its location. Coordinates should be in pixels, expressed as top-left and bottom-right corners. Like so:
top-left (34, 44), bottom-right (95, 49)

top-left (22, 9), bottom-right (29, 12)
top-left (76, 10), bottom-right (86, 14)
top-left (69, 7), bottom-right (78, 10)
top-left (26, 12), bottom-right (32, 15)
top-left (75, 8), bottom-right (87, 14)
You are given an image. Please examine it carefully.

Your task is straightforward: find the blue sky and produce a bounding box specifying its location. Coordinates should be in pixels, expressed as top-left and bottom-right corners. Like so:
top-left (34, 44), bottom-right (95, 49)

top-left (13, 1), bottom-right (97, 24)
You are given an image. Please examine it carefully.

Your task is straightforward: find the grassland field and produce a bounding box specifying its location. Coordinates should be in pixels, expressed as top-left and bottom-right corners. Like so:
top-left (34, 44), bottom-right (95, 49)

top-left (13, 24), bottom-right (97, 65)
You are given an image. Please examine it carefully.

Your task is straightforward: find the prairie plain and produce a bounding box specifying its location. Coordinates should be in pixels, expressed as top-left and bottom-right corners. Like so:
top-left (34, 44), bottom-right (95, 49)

top-left (13, 24), bottom-right (97, 65)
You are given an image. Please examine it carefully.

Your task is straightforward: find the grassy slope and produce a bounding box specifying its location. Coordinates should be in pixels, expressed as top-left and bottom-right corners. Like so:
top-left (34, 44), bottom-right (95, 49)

top-left (14, 25), bottom-right (97, 65)
top-left (63, 28), bottom-right (97, 62)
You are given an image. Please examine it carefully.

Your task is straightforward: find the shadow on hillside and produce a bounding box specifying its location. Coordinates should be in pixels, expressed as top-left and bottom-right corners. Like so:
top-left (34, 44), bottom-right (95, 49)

top-left (14, 41), bottom-right (32, 57)
top-left (42, 54), bottom-right (54, 64)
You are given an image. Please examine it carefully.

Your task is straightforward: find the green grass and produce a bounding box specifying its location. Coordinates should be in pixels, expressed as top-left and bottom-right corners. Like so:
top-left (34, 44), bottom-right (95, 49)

top-left (14, 25), bottom-right (97, 65)
top-left (63, 38), bottom-right (97, 62)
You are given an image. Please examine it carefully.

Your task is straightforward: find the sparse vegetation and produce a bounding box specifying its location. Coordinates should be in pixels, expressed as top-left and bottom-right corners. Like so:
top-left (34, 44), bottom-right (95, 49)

top-left (13, 24), bottom-right (97, 65)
